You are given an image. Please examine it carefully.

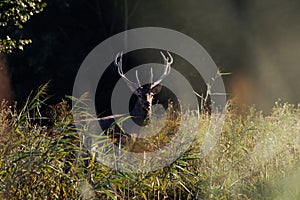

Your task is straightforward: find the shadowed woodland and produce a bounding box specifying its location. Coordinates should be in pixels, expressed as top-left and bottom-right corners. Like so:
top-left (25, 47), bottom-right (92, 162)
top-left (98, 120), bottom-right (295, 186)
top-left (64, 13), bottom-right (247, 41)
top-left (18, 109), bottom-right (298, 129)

top-left (0, 0), bottom-right (299, 199)
top-left (1, 0), bottom-right (300, 111)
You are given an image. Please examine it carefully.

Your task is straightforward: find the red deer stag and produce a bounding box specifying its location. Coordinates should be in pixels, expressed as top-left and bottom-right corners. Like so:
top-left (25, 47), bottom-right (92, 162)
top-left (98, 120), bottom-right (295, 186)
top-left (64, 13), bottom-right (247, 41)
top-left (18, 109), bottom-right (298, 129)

top-left (75, 52), bottom-right (173, 174)
top-left (98, 51), bottom-right (173, 144)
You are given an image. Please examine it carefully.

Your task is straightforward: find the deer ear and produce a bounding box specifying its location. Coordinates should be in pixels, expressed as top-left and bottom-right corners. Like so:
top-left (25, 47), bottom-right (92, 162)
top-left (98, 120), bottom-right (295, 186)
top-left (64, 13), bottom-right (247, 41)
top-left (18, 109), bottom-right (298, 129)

top-left (151, 85), bottom-right (162, 94)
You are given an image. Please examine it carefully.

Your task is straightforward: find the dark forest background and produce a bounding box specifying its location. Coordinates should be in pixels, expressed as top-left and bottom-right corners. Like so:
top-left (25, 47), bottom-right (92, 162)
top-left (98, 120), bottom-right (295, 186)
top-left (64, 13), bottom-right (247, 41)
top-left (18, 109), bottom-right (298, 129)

top-left (2, 0), bottom-right (300, 114)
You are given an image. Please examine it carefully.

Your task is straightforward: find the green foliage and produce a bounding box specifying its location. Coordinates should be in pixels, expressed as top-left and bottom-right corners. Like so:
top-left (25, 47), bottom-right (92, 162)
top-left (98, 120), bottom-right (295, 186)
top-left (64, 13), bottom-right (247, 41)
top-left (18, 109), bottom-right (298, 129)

top-left (0, 0), bottom-right (46, 53)
top-left (0, 85), bottom-right (299, 199)
top-left (6, 0), bottom-right (123, 104)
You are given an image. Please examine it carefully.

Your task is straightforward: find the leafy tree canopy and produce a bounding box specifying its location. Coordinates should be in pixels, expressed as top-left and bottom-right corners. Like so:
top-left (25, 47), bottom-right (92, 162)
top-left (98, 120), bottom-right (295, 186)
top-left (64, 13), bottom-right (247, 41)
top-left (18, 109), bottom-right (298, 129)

top-left (0, 0), bottom-right (46, 53)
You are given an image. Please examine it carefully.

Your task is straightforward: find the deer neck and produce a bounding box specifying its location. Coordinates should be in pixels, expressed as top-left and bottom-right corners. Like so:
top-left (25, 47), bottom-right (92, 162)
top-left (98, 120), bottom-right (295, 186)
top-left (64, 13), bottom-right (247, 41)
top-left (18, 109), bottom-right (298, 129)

top-left (130, 102), bottom-right (151, 126)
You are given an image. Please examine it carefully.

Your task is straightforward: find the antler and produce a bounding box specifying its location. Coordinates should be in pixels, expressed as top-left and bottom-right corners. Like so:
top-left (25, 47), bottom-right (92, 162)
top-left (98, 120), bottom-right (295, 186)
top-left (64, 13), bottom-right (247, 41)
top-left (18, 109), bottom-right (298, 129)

top-left (151, 51), bottom-right (173, 88)
top-left (115, 51), bottom-right (172, 90)
top-left (115, 52), bottom-right (141, 92)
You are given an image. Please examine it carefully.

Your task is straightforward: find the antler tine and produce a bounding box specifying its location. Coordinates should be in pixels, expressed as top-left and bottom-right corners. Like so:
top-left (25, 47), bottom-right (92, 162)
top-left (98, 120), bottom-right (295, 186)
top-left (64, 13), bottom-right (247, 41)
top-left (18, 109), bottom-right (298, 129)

top-left (114, 52), bottom-right (139, 92)
top-left (160, 51), bottom-right (172, 76)
top-left (167, 51), bottom-right (173, 64)
top-left (115, 52), bottom-right (125, 75)
top-left (151, 51), bottom-right (173, 88)
top-left (135, 70), bottom-right (141, 87)
top-left (150, 67), bottom-right (153, 84)
top-left (160, 51), bottom-right (173, 65)
top-left (115, 52), bottom-right (122, 67)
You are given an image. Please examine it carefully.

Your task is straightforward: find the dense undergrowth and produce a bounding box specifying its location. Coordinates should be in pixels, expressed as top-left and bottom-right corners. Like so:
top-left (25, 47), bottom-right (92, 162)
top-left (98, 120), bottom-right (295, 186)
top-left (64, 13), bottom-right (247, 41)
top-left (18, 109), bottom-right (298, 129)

top-left (0, 85), bottom-right (299, 199)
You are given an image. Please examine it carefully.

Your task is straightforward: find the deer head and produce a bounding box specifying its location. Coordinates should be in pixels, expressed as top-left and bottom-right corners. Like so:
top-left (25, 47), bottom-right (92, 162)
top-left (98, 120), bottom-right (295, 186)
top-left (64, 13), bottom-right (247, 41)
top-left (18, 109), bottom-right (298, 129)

top-left (114, 51), bottom-right (173, 126)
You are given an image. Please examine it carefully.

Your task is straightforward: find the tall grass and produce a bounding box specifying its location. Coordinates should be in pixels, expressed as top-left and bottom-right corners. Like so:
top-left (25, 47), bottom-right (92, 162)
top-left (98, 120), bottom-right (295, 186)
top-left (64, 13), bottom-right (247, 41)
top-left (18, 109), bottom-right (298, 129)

top-left (0, 84), bottom-right (299, 199)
